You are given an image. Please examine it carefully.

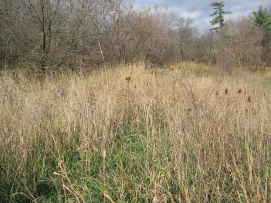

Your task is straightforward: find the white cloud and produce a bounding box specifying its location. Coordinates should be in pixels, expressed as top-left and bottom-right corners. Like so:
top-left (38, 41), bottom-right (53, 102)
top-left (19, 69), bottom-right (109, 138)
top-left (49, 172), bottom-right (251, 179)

top-left (178, 11), bottom-right (201, 19)
top-left (132, 5), bottom-right (201, 19)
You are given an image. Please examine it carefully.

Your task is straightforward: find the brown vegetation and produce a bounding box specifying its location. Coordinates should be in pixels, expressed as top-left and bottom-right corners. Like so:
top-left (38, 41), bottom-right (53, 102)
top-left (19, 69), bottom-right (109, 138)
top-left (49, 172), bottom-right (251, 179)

top-left (1, 63), bottom-right (271, 202)
top-left (0, 0), bottom-right (270, 70)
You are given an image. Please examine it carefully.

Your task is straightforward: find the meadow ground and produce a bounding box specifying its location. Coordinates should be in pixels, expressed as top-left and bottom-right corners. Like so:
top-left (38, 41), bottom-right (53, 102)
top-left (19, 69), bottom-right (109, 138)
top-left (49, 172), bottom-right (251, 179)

top-left (1, 63), bottom-right (271, 202)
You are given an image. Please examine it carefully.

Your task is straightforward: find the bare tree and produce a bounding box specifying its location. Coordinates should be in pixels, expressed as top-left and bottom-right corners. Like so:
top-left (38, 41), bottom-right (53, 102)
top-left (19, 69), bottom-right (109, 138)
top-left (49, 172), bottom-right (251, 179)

top-left (0, 0), bottom-right (267, 70)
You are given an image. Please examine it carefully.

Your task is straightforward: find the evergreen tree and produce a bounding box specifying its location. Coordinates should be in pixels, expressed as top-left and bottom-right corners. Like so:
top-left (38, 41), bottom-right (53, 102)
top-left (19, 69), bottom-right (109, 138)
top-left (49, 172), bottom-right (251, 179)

top-left (252, 7), bottom-right (271, 35)
top-left (210, 1), bottom-right (231, 30)
top-left (252, 7), bottom-right (271, 64)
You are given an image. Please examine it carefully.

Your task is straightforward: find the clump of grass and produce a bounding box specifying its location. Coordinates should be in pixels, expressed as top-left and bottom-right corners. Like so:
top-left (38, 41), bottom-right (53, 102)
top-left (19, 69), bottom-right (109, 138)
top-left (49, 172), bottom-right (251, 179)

top-left (0, 62), bottom-right (271, 202)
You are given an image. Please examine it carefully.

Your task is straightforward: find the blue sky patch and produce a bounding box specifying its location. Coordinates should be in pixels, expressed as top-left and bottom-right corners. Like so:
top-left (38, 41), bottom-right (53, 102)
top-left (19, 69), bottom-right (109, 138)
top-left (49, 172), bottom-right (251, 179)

top-left (133, 0), bottom-right (271, 31)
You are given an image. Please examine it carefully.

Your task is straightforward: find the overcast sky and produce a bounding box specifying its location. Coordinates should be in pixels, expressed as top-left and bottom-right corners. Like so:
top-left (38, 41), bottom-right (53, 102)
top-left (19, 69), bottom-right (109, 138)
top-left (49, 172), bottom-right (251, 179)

top-left (133, 0), bottom-right (271, 31)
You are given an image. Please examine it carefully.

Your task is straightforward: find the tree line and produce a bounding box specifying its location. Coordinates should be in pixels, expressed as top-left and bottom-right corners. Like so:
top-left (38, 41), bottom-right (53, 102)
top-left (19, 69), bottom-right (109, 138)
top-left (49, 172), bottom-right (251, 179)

top-left (0, 0), bottom-right (270, 70)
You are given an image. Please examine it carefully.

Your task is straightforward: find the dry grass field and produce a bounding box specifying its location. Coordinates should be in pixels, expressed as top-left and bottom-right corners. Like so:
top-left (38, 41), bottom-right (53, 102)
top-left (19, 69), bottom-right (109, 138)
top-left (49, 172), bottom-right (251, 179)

top-left (1, 63), bottom-right (271, 202)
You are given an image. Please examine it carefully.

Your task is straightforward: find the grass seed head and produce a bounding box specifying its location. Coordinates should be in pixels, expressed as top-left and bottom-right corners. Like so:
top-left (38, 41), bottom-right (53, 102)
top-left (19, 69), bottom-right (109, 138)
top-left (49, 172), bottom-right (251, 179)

top-left (225, 88), bottom-right (228, 95)
top-left (125, 76), bottom-right (131, 82)
top-left (247, 96), bottom-right (252, 103)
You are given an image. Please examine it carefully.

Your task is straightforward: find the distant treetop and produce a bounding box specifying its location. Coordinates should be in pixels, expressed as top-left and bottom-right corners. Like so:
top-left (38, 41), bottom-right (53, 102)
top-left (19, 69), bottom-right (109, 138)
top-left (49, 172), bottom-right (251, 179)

top-left (210, 1), bottom-right (231, 30)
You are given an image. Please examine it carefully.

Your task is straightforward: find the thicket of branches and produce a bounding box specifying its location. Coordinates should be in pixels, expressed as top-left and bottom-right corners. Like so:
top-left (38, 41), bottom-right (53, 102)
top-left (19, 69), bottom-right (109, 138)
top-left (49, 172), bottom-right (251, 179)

top-left (0, 0), bottom-right (270, 70)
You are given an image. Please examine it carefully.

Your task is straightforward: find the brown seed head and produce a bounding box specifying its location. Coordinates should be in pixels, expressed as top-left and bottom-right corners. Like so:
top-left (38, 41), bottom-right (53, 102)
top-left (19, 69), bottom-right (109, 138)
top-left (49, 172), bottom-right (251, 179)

top-left (225, 88), bottom-right (228, 95)
top-left (187, 108), bottom-right (192, 113)
top-left (247, 96), bottom-right (251, 103)
top-left (238, 89), bottom-right (242, 94)
top-left (125, 76), bottom-right (131, 82)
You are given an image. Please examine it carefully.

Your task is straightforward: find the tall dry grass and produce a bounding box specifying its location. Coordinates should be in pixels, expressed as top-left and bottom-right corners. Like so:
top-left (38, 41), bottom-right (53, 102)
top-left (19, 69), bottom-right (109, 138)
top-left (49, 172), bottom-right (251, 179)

top-left (1, 63), bottom-right (271, 202)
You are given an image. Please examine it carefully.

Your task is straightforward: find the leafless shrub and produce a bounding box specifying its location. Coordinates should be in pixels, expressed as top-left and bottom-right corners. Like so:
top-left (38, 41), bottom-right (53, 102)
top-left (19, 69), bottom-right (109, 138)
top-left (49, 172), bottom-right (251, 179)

top-left (0, 1), bottom-right (269, 70)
